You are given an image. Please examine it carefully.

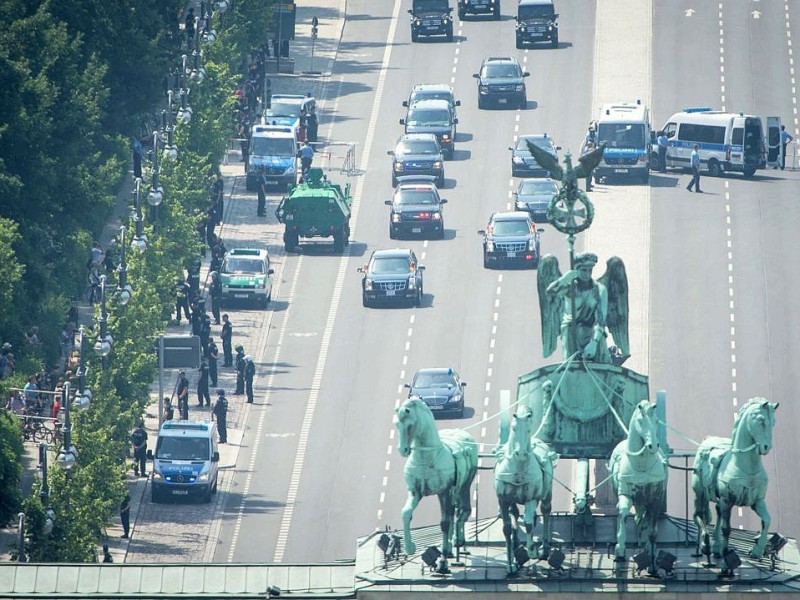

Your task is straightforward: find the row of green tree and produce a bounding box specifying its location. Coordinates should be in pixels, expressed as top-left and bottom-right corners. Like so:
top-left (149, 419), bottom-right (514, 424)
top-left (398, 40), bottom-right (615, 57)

top-left (0, 0), bottom-right (273, 560)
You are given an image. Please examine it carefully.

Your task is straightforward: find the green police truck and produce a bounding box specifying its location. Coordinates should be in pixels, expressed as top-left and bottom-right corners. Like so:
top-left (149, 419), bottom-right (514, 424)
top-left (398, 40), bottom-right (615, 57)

top-left (275, 168), bottom-right (353, 253)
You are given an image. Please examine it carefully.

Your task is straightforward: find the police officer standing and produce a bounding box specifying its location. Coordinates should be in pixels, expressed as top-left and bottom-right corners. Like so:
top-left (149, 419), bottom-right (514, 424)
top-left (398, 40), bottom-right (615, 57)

top-left (130, 421), bottom-right (148, 478)
top-left (197, 360), bottom-right (211, 407)
top-left (656, 130), bottom-right (669, 173)
top-left (175, 278), bottom-right (191, 324)
top-left (257, 167), bottom-right (268, 217)
top-left (244, 355), bottom-right (256, 404)
top-left (187, 260), bottom-right (201, 298)
top-left (212, 389), bottom-right (228, 444)
top-left (199, 310), bottom-right (212, 357)
top-left (299, 141), bottom-right (314, 176)
top-left (221, 314), bottom-right (233, 367)
top-left (234, 345), bottom-right (246, 395)
top-left (208, 338), bottom-right (219, 387)
top-left (176, 370), bottom-right (190, 420)
top-left (209, 272), bottom-right (222, 325)
top-left (211, 237), bottom-right (226, 273)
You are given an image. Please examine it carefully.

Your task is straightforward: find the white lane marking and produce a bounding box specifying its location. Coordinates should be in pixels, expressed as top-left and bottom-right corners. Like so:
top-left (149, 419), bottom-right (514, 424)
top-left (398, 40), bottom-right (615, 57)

top-left (273, 0), bottom-right (404, 563)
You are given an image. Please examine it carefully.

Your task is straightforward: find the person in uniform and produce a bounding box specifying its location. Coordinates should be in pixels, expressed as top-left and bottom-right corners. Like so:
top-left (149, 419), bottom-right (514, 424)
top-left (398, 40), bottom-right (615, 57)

top-left (130, 421), bottom-right (148, 478)
top-left (197, 360), bottom-right (211, 407)
top-left (209, 272), bottom-right (222, 325)
top-left (208, 338), bottom-right (219, 386)
top-left (176, 370), bottom-right (190, 420)
top-left (244, 355), bottom-right (256, 403)
top-left (212, 389), bottom-right (228, 444)
top-left (221, 314), bottom-right (233, 367)
top-left (234, 345), bottom-right (246, 394)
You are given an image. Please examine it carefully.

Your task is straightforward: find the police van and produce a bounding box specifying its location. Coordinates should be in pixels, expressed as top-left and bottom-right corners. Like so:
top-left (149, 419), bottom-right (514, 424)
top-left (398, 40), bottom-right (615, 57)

top-left (246, 123), bottom-right (299, 191)
top-left (659, 108), bottom-right (768, 177)
top-left (592, 100), bottom-right (652, 184)
top-left (148, 420), bottom-right (219, 503)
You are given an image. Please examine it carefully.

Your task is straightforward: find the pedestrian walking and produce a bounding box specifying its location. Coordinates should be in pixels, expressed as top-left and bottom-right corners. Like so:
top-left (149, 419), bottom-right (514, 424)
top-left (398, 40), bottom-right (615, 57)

top-left (208, 339), bottom-right (219, 386)
top-left (175, 278), bottom-right (191, 324)
top-left (176, 370), bottom-right (190, 420)
top-left (130, 421), bottom-right (147, 477)
top-left (197, 360), bottom-right (211, 407)
top-left (780, 125), bottom-right (794, 170)
top-left (235, 345), bottom-right (246, 395)
top-left (581, 140), bottom-right (595, 191)
top-left (102, 544), bottom-right (113, 563)
top-left (212, 389), bottom-right (228, 444)
top-left (686, 144), bottom-right (702, 192)
top-left (120, 494), bottom-right (131, 539)
top-left (656, 130), bottom-right (669, 173)
top-left (221, 314), bottom-right (233, 367)
top-left (299, 140), bottom-right (314, 177)
top-left (209, 272), bottom-right (222, 325)
top-left (257, 167), bottom-right (268, 216)
top-left (244, 355), bottom-right (255, 404)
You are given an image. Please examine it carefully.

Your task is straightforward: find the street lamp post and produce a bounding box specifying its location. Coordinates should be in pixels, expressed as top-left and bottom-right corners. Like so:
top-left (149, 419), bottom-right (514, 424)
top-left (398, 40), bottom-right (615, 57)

top-left (73, 326), bottom-right (92, 409)
top-left (93, 276), bottom-right (113, 369)
top-left (55, 382), bottom-right (78, 511)
top-left (148, 131), bottom-right (164, 233)
top-left (115, 226), bottom-right (132, 306)
top-left (131, 178), bottom-right (148, 252)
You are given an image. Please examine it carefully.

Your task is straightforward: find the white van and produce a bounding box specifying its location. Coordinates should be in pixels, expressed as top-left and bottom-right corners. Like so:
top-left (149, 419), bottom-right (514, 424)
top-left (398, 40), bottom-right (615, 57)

top-left (592, 101), bottom-right (652, 184)
top-left (660, 108), bottom-right (768, 177)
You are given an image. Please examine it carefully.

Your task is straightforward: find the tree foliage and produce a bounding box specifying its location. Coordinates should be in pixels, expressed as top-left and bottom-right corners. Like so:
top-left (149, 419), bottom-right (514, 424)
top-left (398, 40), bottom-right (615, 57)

top-left (0, 410), bottom-right (24, 526)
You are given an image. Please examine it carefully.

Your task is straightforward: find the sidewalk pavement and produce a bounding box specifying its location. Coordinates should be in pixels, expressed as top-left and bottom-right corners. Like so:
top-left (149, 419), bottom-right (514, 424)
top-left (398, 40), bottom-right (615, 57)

top-left (1, 0), bottom-right (348, 565)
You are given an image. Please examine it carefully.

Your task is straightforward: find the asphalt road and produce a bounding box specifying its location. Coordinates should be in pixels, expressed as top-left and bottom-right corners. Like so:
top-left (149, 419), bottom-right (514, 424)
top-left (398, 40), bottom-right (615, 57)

top-left (210, 0), bottom-right (799, 563)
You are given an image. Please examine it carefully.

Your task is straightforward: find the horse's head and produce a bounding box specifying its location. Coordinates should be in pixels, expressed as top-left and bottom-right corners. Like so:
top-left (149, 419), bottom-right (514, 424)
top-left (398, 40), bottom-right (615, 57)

top-left (737, 398), bottom-right (779, 456)
top-left (629, 400), bottom-right (659, 454)
top-left (508, 405), bottom-right (534, 458)
top-left (395, 397), bottom-right (431, 457)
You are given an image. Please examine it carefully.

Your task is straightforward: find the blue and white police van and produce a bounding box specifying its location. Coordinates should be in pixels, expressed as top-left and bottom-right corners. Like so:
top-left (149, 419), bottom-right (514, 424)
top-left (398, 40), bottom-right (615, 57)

top-left (659, 107), bottom-right (768, 177)
top-left (148, 420), bottom-right (220, 503)
top-left (592, 100), bottom-right (652, 184)
top-left (246, 123), bottom-right (299, 191)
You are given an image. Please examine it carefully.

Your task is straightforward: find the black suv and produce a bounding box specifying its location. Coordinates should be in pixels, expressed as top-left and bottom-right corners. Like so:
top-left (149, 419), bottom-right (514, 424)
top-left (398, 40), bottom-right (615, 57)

top-left (403, 84), bottom-right (460, 121)
top-left (510, 133), bottom-right (560, 177)
top-left (458, 0), bottom-right (500, 19)
top-left (388, 134), bottom-right (445, 187)
top-left (400, 99), bottom-right (458, 158)
top-left (385, 178), bottom-right (447, 240)
top-left (473, 57), bottom-right (529, 110)
top-left (478, 211), bottom-right (542, 268)
top-left (358, 249), bottom-right (425, 308)
top-left (409, 0), bottom-right (454, 42)
top-left (515, 0), bottom-right (559, 49)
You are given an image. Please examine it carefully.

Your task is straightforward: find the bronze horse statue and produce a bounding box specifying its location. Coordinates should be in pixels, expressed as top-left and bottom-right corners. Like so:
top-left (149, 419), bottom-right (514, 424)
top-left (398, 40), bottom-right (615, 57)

top-left (494, 404), bottom-right (557, 575)
top-left (693, 397), bottom-right (778, 560)
top-left (609, 400), bottom-right (667, 575)
top-left (394, 397), bottom-right (478, 572)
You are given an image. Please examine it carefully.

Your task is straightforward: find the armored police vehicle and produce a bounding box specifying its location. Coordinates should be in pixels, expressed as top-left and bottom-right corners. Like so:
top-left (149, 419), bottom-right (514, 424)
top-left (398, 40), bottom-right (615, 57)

top-left (409, 0), bottom-right (454, 42)
top-left (275, 168), bottom-right (353, 253)
top-left (592, 100), bottom-right (653, 184)
top-left (148, 420), bottom-right (220, 503)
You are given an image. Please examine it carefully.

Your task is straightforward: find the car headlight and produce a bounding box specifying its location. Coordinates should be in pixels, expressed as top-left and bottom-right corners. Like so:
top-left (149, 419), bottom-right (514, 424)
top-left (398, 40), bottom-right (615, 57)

top-left (432, 212), bottom-right (442, 220)
top-left (519, 26), bottom-right (527, 32)
top-left (433, 161), bottom-right (443, 170)
top-left (528, 239), bottom-right (537, 251)
top-left (515, 84), bottom-right (525, 92)
top-left (512, 156), bottom-right (524, 164)
top-left (391, 213), bottom-right (401, 223)
top-left (198, 472), bottom-right (210, 482)
top-left (255, 277), bottom-right (266, 289)
top-left (408, 274), bottom-right (417, 287)
top-left (441, 133), bottom-right (451, 141)
top-left (479, 84), bottom-right (489, 93)
top-left (152, 471), bottom-right (163, 480)
top-left (447, 393), bottom-right (462, 404)
top-left (486, 240), bottom-right (494, 252)
top-left (364, 279), bottom-right (373, 291)
top-left (415, 19), bottom-right (422, 25)
top-left (547, 25), bottom-right (553, 31)
top-left (516, 200), bottom-right (526, 209)
top-left (394, 162), bottom-right (404, 172)
top-left (443, 17), bottom-right (450, 23)
top-left (284, 165), bottom-right (295, 175)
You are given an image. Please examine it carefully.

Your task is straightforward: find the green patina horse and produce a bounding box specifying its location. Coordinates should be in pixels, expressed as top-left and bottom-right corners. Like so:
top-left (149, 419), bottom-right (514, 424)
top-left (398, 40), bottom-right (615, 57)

top-left (494, 404), bottom-right (557, 575)
top-left (609, 400), bottom-right (667, 575)
top-left (693, 397), bottom-right (779, 560)
top-left (394, 398), bottom-right (478, 570)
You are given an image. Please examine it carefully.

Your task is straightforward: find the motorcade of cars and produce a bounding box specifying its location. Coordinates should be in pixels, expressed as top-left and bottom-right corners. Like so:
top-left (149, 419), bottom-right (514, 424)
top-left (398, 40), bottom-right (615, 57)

top-left (388, 134), bottom-right (445, 187)
top-left (264, 93), bottom-right (319, 142)
top-left (408, 0), bottom-right (454, 42)
top-left (592, 100), bottom-right (653, 184)
top-left (458, 0), bottom-right (500, 20)
top-left (513, 177), bottom-right (558, 223)
top-left (403, 83), bottom-right (461, 122)
top-left (358, 248), bottom-right (425, 308)
top-left (478, 211), bottom-right (542, 268)
top-left (219, 248), bottom-right (274, 308)
top-left (400, 98), bottom-right (458, 158)
top-left (510, 133), bottom-right (560, 177)
top-left (405, 367), bottom-right (467, 418)
top-left (385, 177), bottom-right (448, 240)
top-left (515, 0), bottom-right (559, 48)
top-left (246, 123), bottom-right (298, 191)
top-left (147, 420), bottom-right (220, 503)
top-left (658, 107), bottom-right (768, 177)
top-left (473, 56), bottom-right (530, 110)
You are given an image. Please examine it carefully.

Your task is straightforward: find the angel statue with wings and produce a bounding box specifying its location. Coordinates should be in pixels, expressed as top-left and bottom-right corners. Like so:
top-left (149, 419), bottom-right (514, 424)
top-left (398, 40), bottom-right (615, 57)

top-left (537, 252), bottom-right (629, 364)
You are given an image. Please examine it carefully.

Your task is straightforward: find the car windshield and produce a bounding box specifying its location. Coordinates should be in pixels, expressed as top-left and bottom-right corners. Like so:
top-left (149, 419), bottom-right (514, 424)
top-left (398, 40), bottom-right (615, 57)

top-left (492, 219), bottom-right (531, 235)
top-left (222, 258), bottom-right (266, 273)
top-left (156, 436), bottom-right (209, 461)
top-left (267, 101), bottom-right (302, 117)
top-left (397, 140), bottom-right (440, 154)
top-left (406, 108), bottom-right (451, 126)
top-left (598, 123), bottom-right (646, 149)
top-left (414, 372), bottom-right (457, 388)
top-left (413, 0), bottom-right (449, 11)
top-left (516, 137), bottom-right (555, 153)
top-left (518, 6), bottom-right (555, 19)
top-left (371, 257), bottom-right (412, 274)
top-left (482, 64), bottom-right (520, 78)
top-left (251, 137), bottom-right (296, 156)
top-left (519, 180), bottom-right (557, 194)
top-left (396, 190), bottom-right (438, 205)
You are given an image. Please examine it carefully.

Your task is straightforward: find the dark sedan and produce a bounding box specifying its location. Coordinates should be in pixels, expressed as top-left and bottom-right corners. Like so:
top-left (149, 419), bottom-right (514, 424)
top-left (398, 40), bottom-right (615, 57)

top-left (513, 177), bottom-right (558, 223)
top-left (359, 248), bottom-right (425, 308)
top-left (479, 211), bottom-right (542, 268)
top-left (405, 368), bottom-right (466, 418)
top-left (510, 134), bottom-right (560, 177)
top-left (388, 134), bottom-right (445, 187)
top-left (386, 179), bottom-right (447, 239)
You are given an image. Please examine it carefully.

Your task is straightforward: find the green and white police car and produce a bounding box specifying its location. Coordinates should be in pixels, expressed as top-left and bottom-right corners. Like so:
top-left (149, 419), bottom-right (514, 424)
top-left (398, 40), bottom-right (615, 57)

top-left (220, 248), bottom-right (274, 308)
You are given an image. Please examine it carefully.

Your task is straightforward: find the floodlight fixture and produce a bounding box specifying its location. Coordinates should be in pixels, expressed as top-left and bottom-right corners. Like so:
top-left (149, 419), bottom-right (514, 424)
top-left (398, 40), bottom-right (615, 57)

top-left (547, 547), bottom-right (565, 571)
top-left (656, 550), bottom-right (677, 574)
top-left (421, 545), bottom-right (441, 569)
top-left (514, 544), bottom-right (530, 568)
